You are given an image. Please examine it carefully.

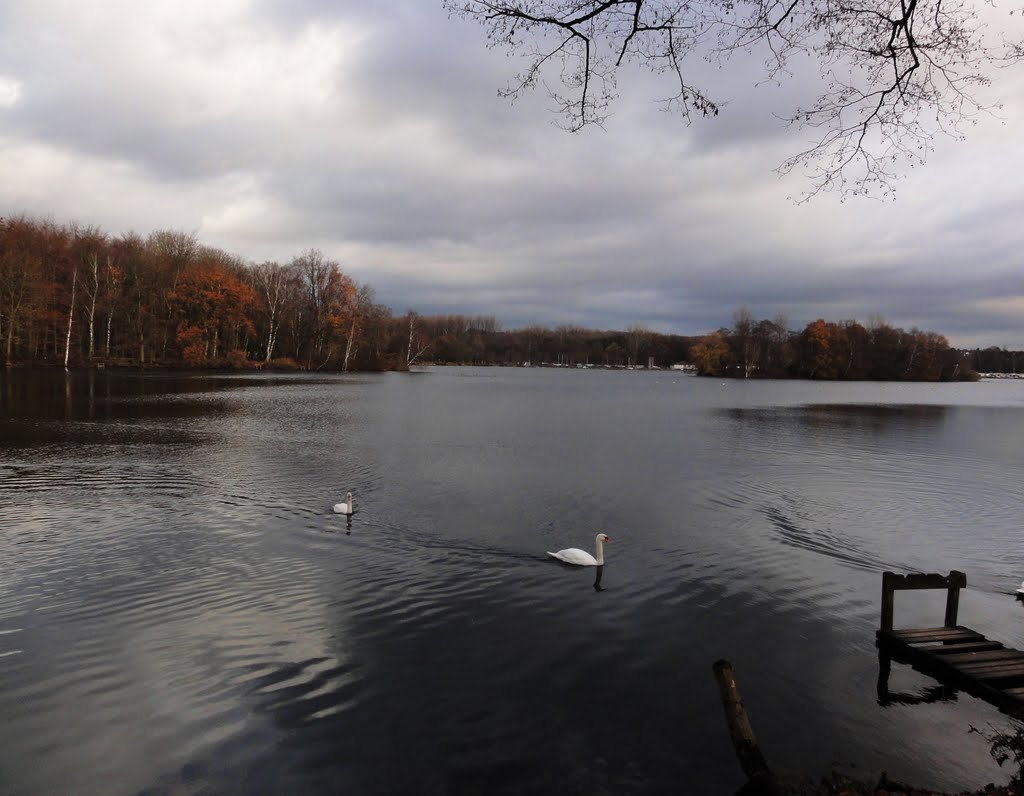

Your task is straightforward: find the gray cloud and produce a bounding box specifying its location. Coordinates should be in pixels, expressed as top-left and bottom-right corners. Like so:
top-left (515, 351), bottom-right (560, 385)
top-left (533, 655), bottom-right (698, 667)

top-left (0, 0), bottom-right (1022, 348)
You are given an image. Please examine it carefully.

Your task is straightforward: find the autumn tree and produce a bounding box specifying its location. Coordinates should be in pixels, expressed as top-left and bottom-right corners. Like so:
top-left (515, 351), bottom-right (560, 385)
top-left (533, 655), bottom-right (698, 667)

top-left (358, 300), bottom-right (396, 369)
top-left (446, 0), bottom-right (1023, 196)
top-left (292, 249), bottom-right (356, 369)
top-left (751, 315), bottom-right (791, 377)
top-left (169, 259), bottom-right (255, 365)
top-left (799, 319), bottom-right (839, 378)
top-left (30, 221), bottom-right (73, 364)
top-left (865, 320), bottom-right (905, 379)
top-left (117, 232), bottom-right (157, 364)
top-left (147, 230), bottom-right (198, 359)
top-left (0, 216), bottom-right (43, 364)
top-left (689, 330), bottom-right (731, 375)
top-left (903, 327), bottom-right (952, 380)
top-left (837, 319), bottom-right (869, 378)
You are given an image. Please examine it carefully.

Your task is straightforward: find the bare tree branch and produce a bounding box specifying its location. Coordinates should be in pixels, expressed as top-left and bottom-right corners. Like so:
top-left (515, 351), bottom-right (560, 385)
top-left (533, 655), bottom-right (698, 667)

top-left (445, 0), bottom-right (1023, 197)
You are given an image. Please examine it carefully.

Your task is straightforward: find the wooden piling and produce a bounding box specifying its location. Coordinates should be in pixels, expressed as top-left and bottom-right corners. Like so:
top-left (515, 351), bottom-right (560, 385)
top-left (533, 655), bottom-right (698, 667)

top-left (712, 659), bottom-right (782, 795)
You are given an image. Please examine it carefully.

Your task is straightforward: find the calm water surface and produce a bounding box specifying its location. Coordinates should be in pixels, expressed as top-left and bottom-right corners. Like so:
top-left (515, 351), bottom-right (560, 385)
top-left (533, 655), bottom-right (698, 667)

top-left (2, 368), bottom-right (1024, 794)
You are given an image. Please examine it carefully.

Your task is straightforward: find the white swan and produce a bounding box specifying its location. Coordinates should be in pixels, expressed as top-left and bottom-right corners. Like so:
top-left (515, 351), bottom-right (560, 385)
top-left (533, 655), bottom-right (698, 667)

top-left (333, 492), bottom-right (353, 515)
top-left (1016, 580), bottom-right (1024, 597)
top-left (547, 533), bottom-right (610, 567)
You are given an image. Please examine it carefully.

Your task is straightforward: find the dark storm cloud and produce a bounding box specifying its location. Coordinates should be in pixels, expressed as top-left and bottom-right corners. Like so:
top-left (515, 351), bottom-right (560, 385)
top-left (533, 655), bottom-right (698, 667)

top-left (0, 0), bottom-right (1022, 347)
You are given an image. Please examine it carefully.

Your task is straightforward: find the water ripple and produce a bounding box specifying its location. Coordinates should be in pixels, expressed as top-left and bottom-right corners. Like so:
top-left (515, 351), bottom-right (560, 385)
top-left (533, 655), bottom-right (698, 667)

top-left (2, 372), bottom-right (1023, 794)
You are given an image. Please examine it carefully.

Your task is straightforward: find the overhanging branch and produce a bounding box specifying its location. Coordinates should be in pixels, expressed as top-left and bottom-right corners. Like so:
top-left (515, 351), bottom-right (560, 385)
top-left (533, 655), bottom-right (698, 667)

top-left (446, 0), bottom-right (1024, 196)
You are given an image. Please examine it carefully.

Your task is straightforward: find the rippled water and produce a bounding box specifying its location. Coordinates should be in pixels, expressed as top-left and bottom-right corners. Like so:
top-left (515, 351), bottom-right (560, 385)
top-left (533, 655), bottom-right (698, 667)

top-left (2, 368), bottom-right (1024, 794)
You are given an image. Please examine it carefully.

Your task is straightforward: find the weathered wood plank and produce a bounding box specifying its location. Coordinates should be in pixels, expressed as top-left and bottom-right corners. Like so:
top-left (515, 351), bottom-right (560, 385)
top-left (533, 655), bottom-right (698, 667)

top-left (890, 626), bottom-right (976, 638)
top-left (953, 656), bottom-right (1024, 671)
top-left (925, 641), bottom-right (1005, 655)
top-left (950, 665), bottom-right (1024, 680)
top-left (885, 571), bottom-right (967, 591)
top-left (939, 649), bottom-right (1024, 666)
top-left (961, 663), bottom-right (1024, 681)
top-left (886, 628), bottom-right (982, 644)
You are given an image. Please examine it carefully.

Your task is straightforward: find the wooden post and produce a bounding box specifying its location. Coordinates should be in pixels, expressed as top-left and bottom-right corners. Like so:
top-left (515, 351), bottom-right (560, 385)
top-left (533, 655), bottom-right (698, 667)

top-left (944, 570), bottom-right (965, 628)
top-left (876, 649), bottom-right (892, 703)
top-left (712, 659), bottom-right (781, 795)
top-left (880, 571), bottom-right (895, 633)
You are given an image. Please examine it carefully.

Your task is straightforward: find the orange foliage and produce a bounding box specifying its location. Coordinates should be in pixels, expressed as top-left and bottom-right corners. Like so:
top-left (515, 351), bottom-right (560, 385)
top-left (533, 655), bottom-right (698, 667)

top-left (169, 260), bottom-right (256, 363)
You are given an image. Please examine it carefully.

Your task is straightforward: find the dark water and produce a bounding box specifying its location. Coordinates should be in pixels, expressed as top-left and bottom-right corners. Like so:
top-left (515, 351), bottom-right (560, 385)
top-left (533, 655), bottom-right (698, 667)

top-left (2, 368), bottom-right (1024, 795)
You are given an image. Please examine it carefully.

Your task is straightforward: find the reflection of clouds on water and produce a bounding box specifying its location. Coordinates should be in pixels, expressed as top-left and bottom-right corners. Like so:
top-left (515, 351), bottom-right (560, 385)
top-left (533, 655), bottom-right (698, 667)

top-left (720, 403), bottom-right (949, 435)
top-left (3, 370), bottom-right (1023, 793)
top-left (706, 401), bottom-right (1024, 588)
top-left (0, 628), bottom-right (22, 659)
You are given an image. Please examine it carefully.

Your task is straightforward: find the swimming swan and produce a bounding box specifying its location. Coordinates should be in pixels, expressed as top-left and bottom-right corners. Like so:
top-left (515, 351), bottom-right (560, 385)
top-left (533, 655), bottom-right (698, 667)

top-left (1016, 580), bottom-right (1024, 598)
top-left (547, 533), bottom-right (610, 567)
top-left (333, 492), bottom-right (354, 515)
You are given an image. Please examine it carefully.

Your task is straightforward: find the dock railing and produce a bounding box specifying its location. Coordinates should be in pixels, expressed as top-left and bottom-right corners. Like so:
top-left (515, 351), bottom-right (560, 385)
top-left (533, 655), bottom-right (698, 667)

top-left (879, 569), bottom-right (966, 633)
top-left (877, 569), bottom-right (1024, 719)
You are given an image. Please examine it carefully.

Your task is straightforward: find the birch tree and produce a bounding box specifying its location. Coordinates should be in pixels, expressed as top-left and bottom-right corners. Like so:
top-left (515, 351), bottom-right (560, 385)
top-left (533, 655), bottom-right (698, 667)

top-left (71, 225), bottom-right (107, 362)
top-left (342, 284), bottom-right (375, 372)
top-left (102, 253), bottom-right (121, 357)
top-left (64, 265), bottom-right (77, 370)
top-left (405, 311), bottom-right (432, 367)
top-left (251, 260), bottom-right (294, 362)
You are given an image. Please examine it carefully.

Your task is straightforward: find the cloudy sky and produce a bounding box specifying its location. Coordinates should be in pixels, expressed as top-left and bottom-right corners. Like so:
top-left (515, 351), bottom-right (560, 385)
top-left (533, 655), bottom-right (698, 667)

top-left (1, 0), bottom-right (1022, 347)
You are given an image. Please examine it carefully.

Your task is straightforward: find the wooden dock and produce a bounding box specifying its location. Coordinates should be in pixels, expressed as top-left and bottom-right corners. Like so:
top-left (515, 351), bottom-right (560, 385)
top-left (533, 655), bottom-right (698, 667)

top-left (876, 570), bottom-right (1024, 719)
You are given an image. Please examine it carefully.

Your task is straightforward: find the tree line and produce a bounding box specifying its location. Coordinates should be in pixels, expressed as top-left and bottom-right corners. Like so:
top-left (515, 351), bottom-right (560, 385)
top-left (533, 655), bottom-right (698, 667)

top-left (396, 312), bottom-right (987, 381)
top-left (965, 347), bottom-right (1024, 375)
top-left (0, 215), bottom-right (434, 371)
top-left (425, 320), bottom-right (692, 368)
top-left (1, 215), bottom-right (1014, 379)
top-left (0, 215), bottom-right (696, 372)
top-left (688, 309), bottom-right (977, 381)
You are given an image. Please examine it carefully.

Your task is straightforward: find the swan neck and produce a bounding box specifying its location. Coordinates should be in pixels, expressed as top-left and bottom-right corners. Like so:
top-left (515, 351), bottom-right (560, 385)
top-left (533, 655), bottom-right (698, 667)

top-left (595, 537), bottom-right (604, 565)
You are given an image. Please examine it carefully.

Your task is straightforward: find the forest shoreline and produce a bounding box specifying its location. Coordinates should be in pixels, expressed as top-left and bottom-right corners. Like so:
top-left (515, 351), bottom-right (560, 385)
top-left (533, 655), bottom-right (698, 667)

top-left (3, 215), bottom-right (1022, 378)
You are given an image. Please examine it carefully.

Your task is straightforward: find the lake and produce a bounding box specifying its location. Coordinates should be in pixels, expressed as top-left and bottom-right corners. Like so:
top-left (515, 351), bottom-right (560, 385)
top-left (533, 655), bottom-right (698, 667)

top-left (2, 367), bottom-right (1023, 794)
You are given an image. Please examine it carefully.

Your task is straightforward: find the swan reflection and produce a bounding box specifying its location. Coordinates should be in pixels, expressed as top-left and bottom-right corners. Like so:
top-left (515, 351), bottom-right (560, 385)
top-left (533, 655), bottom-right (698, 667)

top-left (593, 565), bottom-right (604, 592)
top-left (324, 513), bottom-right (353, 534)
